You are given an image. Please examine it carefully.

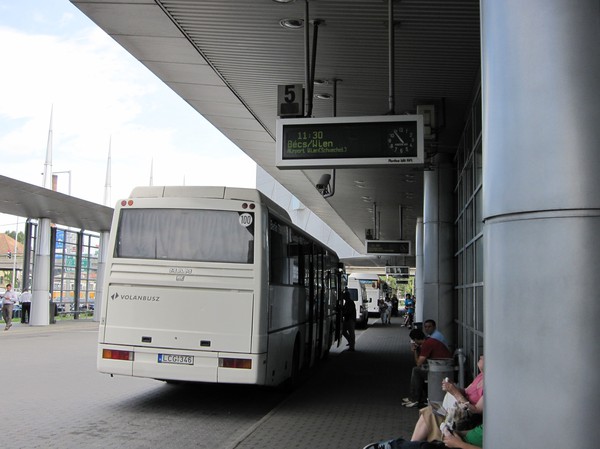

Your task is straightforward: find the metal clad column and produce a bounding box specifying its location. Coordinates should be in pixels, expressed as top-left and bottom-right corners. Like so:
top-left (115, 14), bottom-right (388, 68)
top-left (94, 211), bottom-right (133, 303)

top-left (93, 231), bottom-right (110, 322)
top-left (423, 156), bottom-right (454, 345)
top-left (30, 218), bottom-right (51, 325)
top-left (415, 217), bottom-right (424, 323)
top-left (481, 1), bottom-right (600, 447)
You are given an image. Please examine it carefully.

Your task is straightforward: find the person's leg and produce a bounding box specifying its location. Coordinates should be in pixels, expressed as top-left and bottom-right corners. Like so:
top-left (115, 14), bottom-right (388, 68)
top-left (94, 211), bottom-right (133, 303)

top-left (342, 321), bottom-right (350, 344)
top-left (409, 367), bottom-right (428, 403)
top-left (409, 367), bottom-right (422, 401)
top-left (411, 406), bottom-right (445, 442)
top-left (3, 304), bottom-right (13, 329)
top-left (6, 304), bottom-right (13, 328)
top-left (363, 438), bottom-right (428, 449)
top-left (24, 303), bottom-right (30, 323)
top-left (348, 319), bottom-right (356, 349)
top-left (411, 414), bottom-right (431, 441)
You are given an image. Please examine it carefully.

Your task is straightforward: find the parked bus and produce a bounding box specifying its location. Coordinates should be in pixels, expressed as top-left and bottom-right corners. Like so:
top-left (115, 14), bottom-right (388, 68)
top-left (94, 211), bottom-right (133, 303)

top-left (349, 273), bottom-right (381, 315)
top-left (98, 186), bottom-right (342, 387)
top-left (347, 275), bottom-right (369, 328)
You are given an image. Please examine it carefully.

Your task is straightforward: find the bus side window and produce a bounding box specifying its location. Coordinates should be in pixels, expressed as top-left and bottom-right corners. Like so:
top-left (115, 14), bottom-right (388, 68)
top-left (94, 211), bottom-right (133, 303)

top-left (269, 218), bottom-right (291, 285)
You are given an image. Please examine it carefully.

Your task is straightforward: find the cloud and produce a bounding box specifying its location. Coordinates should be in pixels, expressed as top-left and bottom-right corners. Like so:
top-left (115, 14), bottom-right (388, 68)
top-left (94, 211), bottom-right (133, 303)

top-left (0, 23), bottom-right (256, 207)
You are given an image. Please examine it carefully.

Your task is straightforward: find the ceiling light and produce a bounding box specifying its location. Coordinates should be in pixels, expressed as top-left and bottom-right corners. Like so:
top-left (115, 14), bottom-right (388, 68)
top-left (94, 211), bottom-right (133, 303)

top-left (273, 0), bottom-right (296, 3)
top-left (279, 18), bottom-right (304, 29)
top-left (315, 93), bottom-right (332, 100)
top-left (313, 79), bottom-right (328, 85)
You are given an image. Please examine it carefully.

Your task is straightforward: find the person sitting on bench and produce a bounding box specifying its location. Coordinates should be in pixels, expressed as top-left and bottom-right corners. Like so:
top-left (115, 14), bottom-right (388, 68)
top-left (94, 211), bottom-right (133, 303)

top-left (402, 329), bottom-right (453, 408)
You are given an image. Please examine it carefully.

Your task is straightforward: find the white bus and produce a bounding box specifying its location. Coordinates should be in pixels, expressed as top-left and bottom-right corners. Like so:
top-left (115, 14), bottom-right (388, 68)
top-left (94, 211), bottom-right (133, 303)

top-left (349, 273), bottom-right (381, 315)
top-left (347, 276), bottom-right (369, 328)
top-left (98, 186), bottom-right (341, 387)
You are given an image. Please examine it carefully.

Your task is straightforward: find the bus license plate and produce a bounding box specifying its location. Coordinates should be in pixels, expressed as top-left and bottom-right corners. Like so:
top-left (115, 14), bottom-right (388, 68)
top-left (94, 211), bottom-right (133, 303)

top-left (158, 354), bottom-right (193, 365)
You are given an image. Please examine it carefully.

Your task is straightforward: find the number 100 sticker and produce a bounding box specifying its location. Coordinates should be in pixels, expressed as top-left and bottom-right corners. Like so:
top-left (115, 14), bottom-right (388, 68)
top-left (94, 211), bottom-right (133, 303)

top-left (239, 213), bottom-right (253, 227)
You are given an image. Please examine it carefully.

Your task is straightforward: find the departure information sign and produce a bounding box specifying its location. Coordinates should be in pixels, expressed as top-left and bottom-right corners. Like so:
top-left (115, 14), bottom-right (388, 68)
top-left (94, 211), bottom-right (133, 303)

top-left (366, 240), bottom-right (411, 255)
top-left (276, 115), bottom-right (424, 169)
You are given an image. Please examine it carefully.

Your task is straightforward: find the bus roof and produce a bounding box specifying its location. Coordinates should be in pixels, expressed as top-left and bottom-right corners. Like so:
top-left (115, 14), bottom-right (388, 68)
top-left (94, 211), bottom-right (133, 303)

top-left (126, 186), bottom-right (338, 257)
top-left (349, 273), bottom-right (382, 280)
top-left (128, 186), bottom-right (290, 221)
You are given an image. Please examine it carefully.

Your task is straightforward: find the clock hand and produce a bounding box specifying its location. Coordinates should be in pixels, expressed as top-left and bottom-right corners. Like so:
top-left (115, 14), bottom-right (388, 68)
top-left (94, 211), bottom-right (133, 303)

top-left (394, 130), bottom-right (405, 144)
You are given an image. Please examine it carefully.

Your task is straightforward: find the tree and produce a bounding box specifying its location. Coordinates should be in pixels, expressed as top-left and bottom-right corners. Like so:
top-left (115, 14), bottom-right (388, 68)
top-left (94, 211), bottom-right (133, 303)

top-left (4, 230), bottom-right (25, 244)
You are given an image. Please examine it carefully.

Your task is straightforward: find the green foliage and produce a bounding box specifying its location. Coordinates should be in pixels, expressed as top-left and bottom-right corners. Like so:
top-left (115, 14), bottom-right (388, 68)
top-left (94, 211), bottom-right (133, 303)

top-left (4, 230), bottom-right (25, 244)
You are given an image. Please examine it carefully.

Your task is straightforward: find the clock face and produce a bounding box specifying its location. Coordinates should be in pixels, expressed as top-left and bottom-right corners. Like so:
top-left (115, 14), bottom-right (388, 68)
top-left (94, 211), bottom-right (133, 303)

top-left (387, 125), bottom-right (416, 155)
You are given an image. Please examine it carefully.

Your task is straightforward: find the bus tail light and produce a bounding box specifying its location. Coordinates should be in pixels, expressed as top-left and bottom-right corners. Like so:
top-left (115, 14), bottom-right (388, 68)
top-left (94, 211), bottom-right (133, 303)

top-left (219, 357), bottom-right (252, 369)
top-left (103, 349), bottom-right (134, 361)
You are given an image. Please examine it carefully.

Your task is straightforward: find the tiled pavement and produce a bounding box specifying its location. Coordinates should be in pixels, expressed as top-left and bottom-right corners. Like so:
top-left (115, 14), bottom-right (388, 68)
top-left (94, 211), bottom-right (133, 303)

top-left (2, 317), bottom-right (421, 449)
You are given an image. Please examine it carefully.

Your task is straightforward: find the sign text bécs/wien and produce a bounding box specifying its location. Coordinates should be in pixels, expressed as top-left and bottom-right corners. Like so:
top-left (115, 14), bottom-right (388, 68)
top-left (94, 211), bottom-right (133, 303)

top-left (276, 115), bottom-right (424, 169)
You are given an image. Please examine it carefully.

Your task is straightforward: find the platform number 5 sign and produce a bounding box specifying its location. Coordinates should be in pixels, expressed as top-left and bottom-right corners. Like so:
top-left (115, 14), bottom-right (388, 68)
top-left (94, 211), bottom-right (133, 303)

top-left (277, 84), bottom-right (304, 118)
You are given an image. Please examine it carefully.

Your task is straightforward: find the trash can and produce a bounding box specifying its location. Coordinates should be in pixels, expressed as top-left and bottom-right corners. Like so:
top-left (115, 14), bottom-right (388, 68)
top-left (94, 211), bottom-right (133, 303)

top-left (49, 302), bottom-right (57, 324)
top-left (427, 358), bottom-right (455, 402)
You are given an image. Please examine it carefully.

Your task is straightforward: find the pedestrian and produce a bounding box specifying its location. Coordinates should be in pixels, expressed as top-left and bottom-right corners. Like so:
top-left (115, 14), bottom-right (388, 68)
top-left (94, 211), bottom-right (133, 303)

top-left (385, 295), bottom-right (393, 324)
top-left (423, 319), bottom-right (449, 349)
top-left (403, 293), bottom-right (415, 328)
top-left (19, 288), bottom-right (32, 324)
top-left (2, 283), bottom-right (18, 331)
top-left (391, 294), bottom-right (399, 317)
top-left (378, 298), bottom-right (389, 325)
top-left (342, 288), bottom-right (356, 351)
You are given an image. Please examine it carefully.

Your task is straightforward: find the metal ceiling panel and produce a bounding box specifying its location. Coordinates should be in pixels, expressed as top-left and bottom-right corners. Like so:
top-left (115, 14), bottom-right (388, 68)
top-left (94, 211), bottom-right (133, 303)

top-left (71, 0), bottom-right (481, 265)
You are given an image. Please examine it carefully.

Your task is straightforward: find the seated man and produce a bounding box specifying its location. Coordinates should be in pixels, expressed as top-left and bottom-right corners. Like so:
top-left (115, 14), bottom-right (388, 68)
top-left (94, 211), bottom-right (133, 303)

top-left (402, 329), bottom-right (452, 408)
top-left (423, 319), bottom-right (449, 349)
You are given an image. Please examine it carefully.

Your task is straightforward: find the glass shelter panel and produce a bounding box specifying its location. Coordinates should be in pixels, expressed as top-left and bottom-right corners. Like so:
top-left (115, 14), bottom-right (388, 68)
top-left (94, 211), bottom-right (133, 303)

top-left (454, 83), bottom-right (484, 376)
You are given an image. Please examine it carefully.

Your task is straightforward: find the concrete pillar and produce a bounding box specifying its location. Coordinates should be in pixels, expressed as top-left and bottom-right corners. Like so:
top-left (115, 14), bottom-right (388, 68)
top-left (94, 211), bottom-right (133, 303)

top-left (30, 218), bottom-right (51, 326)
top-left (414, 217), bottom-right (424, 323)
top-left (423, 157), bottom-right (454, 346)
top-left (93, 231), bottom-right (110, 322)
top-left (481, 1), bottom-right (600, 447)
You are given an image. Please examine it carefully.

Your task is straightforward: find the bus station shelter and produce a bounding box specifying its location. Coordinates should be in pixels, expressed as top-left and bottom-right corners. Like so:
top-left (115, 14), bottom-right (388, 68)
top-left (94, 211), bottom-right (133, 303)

top-left (3, 1), bottom-right (598, 448)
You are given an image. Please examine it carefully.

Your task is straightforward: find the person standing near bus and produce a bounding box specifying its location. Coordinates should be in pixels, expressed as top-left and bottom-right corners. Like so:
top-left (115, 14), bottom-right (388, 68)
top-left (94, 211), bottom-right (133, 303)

top-left (342, 288), bottom-right (356, 351)
top-left (2, 283), bottom-right (18, 330)
top-left (19, 288), bottom-right (32, 324)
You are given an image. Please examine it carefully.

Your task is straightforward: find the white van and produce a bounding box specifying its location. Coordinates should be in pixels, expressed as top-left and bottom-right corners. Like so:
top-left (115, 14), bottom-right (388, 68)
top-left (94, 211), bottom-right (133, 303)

top-left (349, 273), bottom-right (381, 315)
top-left (347, 276), bottom-right (369, 328)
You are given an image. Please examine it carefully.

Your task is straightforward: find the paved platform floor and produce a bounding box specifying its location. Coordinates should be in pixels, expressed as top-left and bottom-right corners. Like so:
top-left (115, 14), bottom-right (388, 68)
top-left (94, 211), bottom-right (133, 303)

top-left (1, 317), bottom-right (422, 449)
top-left (226, 318), bottom-right (419, 449)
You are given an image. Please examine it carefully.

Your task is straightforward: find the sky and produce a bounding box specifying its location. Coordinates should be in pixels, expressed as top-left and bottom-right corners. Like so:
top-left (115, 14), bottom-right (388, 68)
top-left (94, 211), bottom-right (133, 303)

top-left (0, 0), bottom-right (257, 233)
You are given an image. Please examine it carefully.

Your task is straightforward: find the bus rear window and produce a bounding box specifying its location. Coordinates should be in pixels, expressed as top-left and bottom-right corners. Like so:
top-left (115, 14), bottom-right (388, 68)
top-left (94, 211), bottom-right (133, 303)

top-left (115, 209), bottom-right (254, 263)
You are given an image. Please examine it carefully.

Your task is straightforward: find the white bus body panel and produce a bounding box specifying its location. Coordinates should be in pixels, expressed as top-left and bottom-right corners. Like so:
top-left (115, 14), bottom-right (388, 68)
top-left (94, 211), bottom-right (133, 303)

top-left (350, 273), bottom-right (381, 315)
top-left (347, 276), bottom-right (369, 327)
top-left (102, 284), bottom-right (253, 353)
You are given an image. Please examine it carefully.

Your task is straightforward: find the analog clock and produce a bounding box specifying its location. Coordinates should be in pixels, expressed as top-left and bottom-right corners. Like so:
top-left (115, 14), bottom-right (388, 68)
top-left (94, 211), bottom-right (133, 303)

top-left (387, 125), bottom-right (416, 155)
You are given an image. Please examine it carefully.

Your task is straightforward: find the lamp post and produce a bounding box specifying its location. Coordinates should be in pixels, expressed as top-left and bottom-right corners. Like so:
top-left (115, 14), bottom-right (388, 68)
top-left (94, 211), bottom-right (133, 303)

top-left (11, 217), bottom-right (18, 286)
